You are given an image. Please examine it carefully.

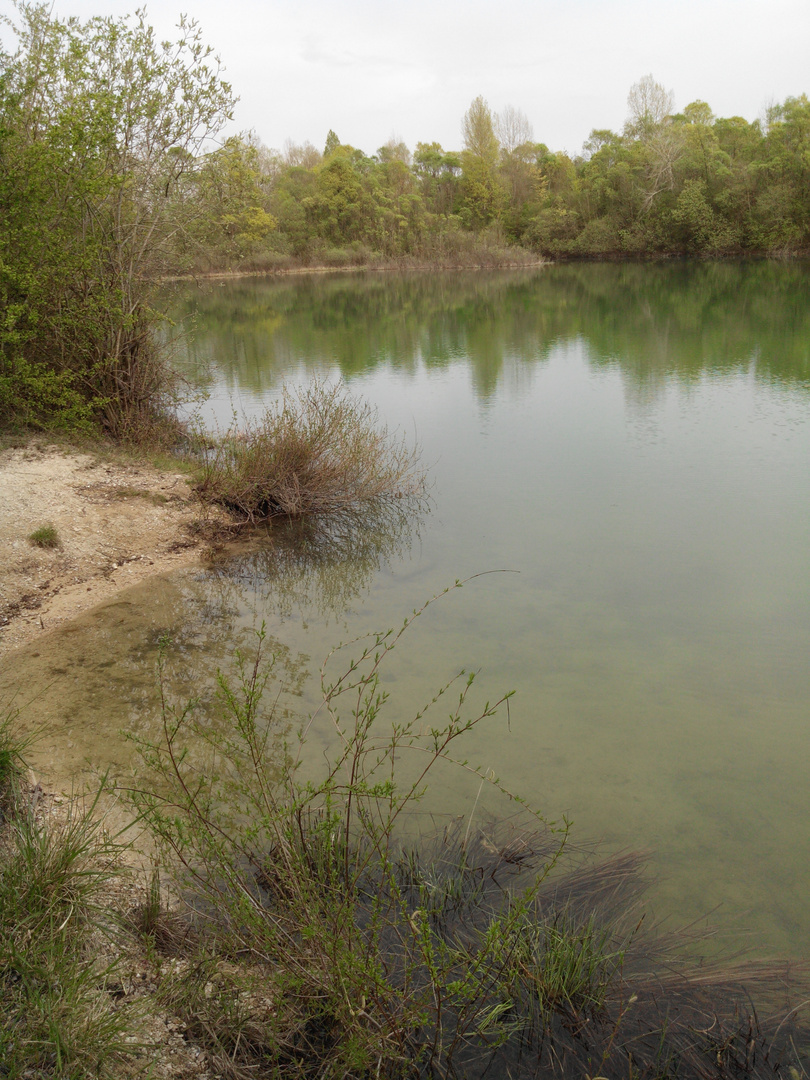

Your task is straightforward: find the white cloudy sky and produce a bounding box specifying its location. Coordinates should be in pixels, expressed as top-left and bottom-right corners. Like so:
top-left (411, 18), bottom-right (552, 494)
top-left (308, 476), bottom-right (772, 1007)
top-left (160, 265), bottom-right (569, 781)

top-left (5, 0), bottom-right (809, 156)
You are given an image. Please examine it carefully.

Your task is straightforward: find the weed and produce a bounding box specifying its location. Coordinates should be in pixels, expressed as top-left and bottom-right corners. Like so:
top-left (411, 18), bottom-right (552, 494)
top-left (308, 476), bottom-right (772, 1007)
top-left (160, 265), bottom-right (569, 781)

top-left (126, 865), bottom-right (196, 958)
top-left (28, 523), bottom-right (60, 548)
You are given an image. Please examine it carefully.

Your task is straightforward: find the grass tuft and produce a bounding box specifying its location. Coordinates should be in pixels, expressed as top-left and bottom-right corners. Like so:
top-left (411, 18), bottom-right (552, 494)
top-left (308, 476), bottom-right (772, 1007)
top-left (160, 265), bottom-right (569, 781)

top-left (28, 523), bottom-right (60, 548)
top-left (0, 780), bottom-right (140, 1078)
top-left (0, 711), bottom-right (28, 822)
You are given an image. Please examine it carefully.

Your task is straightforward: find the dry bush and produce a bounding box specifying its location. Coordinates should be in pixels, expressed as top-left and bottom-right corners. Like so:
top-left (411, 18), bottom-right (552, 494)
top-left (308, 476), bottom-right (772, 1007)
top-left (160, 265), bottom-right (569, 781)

top-left (195, 381), bottom-right (424, 521)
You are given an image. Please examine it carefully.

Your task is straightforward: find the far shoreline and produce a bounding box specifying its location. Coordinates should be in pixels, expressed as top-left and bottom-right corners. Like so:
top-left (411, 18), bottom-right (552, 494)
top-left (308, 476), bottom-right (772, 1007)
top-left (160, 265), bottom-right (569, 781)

top-left (161, 248), bottom-right (810, 285)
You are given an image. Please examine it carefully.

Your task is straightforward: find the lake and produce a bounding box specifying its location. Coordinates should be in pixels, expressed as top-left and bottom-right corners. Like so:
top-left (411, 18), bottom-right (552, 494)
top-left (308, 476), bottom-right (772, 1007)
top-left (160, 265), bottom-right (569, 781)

top-left (8, 261), bottom-right (810, 957)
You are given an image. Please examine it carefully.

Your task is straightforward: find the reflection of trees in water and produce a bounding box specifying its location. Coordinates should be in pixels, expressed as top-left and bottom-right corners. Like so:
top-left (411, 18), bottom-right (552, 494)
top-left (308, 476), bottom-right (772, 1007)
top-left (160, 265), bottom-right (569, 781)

top-left (168, 270), bottom-right (555, 400)
top-left (554, 261), bottom-right (810, 393)
top-left (169, 262), bottom-right (810, 405)
top-left (202, 497), bottom-right (426, 626)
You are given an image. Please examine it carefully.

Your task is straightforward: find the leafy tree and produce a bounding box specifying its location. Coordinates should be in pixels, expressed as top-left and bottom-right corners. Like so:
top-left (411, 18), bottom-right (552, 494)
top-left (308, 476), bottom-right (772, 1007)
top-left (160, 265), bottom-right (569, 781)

top-left (493, 107), bottom-right (540, 234)
top-left (0, 2), bottom-right (234, 434)
top-left (413, 142), bottom-right (461, 217)
top-left (377, 136), bottom-right (411, 165)
top-left (193, 136), bottom-right (277, 264)
top-left (670, 179), bottom-right (728, 252)
top-left (673, 101), bottom-right (722, 188)
top-left (269, 164), bottom-right (320, 257)
top-left (461, 95), bottom-right (500, 161)
top-left (460, 96), bottom-right (506, 229)
top-left (583, 129), bottom-right (622, 161)
top-left (304, 152), bottom-right (377, 249)
top-left (756, 95), bottom-right (810, 247)
top-left (499, 142), bottom-right (542, 238)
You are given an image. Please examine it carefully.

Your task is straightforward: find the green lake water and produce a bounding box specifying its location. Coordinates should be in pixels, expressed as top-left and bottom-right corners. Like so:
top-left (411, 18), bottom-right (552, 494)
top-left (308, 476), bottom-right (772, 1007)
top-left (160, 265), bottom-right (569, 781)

top-left (6, 261), bottom-right (810, 957)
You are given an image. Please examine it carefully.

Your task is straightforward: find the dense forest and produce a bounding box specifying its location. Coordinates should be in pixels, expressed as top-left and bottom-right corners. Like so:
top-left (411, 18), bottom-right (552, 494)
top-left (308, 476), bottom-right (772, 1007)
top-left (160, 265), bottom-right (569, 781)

top-left (1, 3), bottom-right (809, 432)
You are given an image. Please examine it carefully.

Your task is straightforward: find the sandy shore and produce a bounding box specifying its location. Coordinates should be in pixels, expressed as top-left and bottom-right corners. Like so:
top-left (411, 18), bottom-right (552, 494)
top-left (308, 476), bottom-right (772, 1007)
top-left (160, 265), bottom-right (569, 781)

top-left (0, 442), bottom-right (228, 660)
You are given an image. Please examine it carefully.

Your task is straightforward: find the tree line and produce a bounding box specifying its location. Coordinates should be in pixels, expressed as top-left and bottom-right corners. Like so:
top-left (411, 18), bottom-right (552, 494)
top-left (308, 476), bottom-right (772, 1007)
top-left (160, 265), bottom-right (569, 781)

top-left (1, 4), bottom-right (808, 433)
top-left (195, 77), bottom-right (810, 266)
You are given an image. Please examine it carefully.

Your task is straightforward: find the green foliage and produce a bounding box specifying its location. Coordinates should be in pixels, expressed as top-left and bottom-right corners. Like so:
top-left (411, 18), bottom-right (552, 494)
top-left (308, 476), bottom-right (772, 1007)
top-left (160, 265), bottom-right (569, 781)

top-left (324, 128), bottom-right (341, 157)
top-left (526, 82), bottom-right (810, 257)
top-left (459, 153), bottom-right (508, 230)
top-left (0, 2), bottom-right (234, 436)
top-left (462, 95), bottom-right (500, 164)
top-left (0, 356), bottom-right (97, 434)
top-left (458, 96), bottom-right (508, 231)
top-left (524, 914), bottom-right (625, 1014)
top-left (671, 179), bottom-right (731, 252)
top-left (191, 135), bottom-right (277, 264)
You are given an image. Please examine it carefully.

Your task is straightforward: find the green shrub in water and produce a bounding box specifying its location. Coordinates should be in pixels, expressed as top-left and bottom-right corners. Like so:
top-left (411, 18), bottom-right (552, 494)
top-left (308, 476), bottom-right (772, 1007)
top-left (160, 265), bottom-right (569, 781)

top-left (129, 584), bottom-right (810, 1079)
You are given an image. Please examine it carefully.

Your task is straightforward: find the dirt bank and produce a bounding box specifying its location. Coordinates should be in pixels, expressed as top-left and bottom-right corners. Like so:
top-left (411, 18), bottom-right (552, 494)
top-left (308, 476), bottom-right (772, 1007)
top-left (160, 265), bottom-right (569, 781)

top-left (0, 442), bottom-right (227, 659)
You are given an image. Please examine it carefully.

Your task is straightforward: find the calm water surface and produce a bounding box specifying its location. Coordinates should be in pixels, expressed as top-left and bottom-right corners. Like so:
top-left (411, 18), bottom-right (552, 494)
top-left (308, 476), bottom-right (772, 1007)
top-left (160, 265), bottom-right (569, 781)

top-left (6, 262), bottom-right (810, 956)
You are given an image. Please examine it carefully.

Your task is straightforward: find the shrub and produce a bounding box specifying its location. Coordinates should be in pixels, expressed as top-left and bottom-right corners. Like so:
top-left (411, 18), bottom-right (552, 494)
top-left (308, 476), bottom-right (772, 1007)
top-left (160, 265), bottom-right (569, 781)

top-left (195, 381), bottom-right (424, 521)
top-left (128, 586), bottom-right (810, 1079)
top-left (573, 216), bottom-right (623, 255)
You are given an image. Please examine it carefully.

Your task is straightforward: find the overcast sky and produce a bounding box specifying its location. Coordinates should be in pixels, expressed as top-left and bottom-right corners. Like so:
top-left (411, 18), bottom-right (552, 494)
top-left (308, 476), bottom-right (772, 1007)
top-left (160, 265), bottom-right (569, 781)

top-left (5, 0), bottom-right (809, 156)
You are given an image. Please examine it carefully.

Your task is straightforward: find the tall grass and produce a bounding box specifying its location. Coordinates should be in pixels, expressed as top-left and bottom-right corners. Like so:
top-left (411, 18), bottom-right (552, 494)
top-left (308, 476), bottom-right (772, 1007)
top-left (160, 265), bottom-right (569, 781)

top-left (0, 710), bottom-right (27, 821)
top-left (194, 381), bottom-right (424, 522)
top-left (0, 776), bottom-right (139, 1078)
top-left (127, 585), bottom-right (810, 1079)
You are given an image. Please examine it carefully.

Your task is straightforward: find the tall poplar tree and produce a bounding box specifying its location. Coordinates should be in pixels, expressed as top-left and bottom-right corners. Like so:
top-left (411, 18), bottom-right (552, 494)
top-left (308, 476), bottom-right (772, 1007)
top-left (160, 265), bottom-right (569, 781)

top-left (459, 96), bottom-right (506, 230)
